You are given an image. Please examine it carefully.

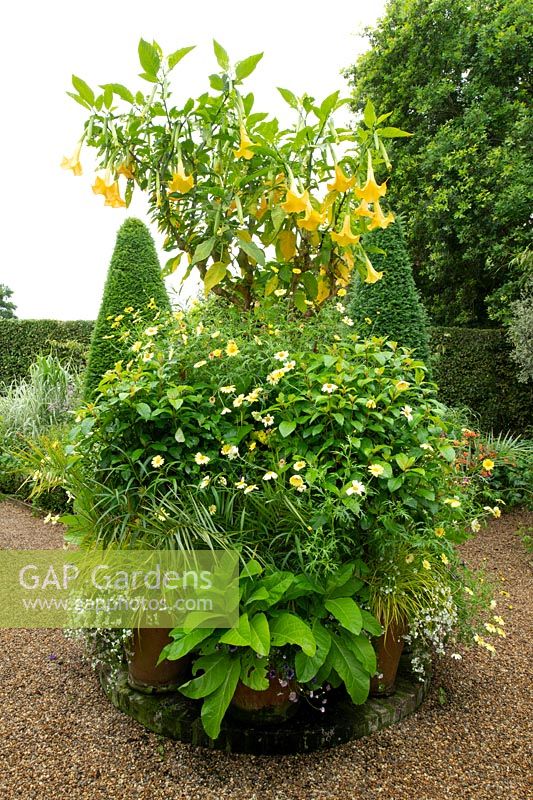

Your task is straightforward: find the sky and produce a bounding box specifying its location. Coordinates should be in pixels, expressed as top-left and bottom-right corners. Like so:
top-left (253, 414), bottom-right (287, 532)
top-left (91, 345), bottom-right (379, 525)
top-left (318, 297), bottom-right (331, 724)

top-left (1, 0), bottom-right (386, 320)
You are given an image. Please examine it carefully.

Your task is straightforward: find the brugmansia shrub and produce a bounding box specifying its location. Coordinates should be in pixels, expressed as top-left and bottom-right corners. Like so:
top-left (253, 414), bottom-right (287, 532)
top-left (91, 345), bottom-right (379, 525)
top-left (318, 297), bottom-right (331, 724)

top-left (56, 39), bottom-right (501, 740)
top-left (348, 219), bottom-right (431, 361)
top-left (83, 218), bottom-right (170, 398)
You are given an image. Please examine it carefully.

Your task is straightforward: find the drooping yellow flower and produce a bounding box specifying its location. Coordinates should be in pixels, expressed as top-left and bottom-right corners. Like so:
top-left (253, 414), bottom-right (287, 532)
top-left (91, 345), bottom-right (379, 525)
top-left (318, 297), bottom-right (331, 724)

top-left (331, 215), bottom-right (360, 248)
top-left (297, 206), bottom-right (326, 232)
top-left (354, 199), bottom-right (374, 219)
top-left (60, 143), bottom-right (83, 176)
top-left (168, 161), bottom-right (194, 194)
top-left (355, 153), bottom-right (387, 205)
top-left (327, 164), bottom-right (356, 193)
top-left (92, 175), bottom-right (112, 197)
top-left (234, 124), bottom-right (255, 160)
top-left (254, 195), bottom-right (268, 220)
top-left (364, 254), bottom-right (384, 284)
top-left (117, 162), bottom-right (135, 180)
top-left (368, 200), bottom-right (395, 231)
top-left (281, 183), bottom-right (311, 214)
top-left (104, 181), bottom-right (127, 208)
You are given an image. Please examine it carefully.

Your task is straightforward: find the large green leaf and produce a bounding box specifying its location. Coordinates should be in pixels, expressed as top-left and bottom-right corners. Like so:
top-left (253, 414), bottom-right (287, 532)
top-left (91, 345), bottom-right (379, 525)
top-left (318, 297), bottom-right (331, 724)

top-left (344, 631), bottom-right (377, 675)
top-left (237, 237), bottom-right (265, 266)
top-left (191, 237), bottom-right (215, 266)
top-left (378, 126), bottom-right (413, 138)
top-left (179, 652), bottom-right (231, 698)
top-left (168, 45), bottom-right (196, 70)
top-left (71, 75), bottom-right (94, 105)
top-left (294, 621), bottom-right (332, 682)
top-left (203, 261), bottom-right (227, 295)
top-left (219, 613), bottom-right (251, 647)
top-left (100, 83), bottom-right (134, 104)
top-left (200, 657), bottom-right (241, 739)
top-left (324, 597), bottom-right (363, 635)
top-left (249, 612), bottom-right (270, 656)
top-left (138, 38), bottom-right (161, 77)
top-left (361, 609), bottom-right (383, 637)
top-left (235, 53), bottom-right (263, 81)
top-left (329, 637), bottom-right (370, 704)
top-left (269, 613), bottom-right (316, 656)
top-left (213, 39), bottom-right (230, 71)
top-left (277, 87), bottom-right (298, 109)
top-left (160, 627), bottom-right (213, 662)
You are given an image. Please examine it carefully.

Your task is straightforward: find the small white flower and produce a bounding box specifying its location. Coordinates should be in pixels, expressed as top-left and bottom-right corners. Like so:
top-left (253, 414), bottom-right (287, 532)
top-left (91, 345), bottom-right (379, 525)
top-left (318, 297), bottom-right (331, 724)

top-left (321, 383), bottom-right (338, 394)
top-left (199, 475), bottom-right (211, 489)
top-left (346, 480), bottom-right (366, 497)
top-left (401, 405), bottom-right (413, 422)
top-left (420, 442), bottom-right (434, 451)
top-left (233, 394), bottom-right (245, 408)
top-left (262, 414), bottom-right (275, 427)
top-left (335, 303), bottom-right (346, 313)
top-left (194, 452), bottom-right (210, 465)
top-left (262, 471), bottom-right (278, 481)
top-left (274, 351), bottom-right (289, 361)
top-left (235, 478), bottom-right (247, 490)
top-left (144, 326), bottom-right (159, 336)
top-left (244, 484), bottom-right (258, 494)
top-left (274, 288), bottom-right (287, 297)
top-left (220, 385), bottom-right (236, 394)
top-left (221, 407), bottom-right (232, 415)
top-left (341, 316), bottom-right (354, 327)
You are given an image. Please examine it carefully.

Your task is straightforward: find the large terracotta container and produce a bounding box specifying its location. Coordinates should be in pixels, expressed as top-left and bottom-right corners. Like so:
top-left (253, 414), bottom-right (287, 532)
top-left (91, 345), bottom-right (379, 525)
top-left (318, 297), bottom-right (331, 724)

top-left (230, 677), bottom-right (299, 723)
top-left (128, 628), bottom-right (189, 693)
top-left (370, 619), bottom-right (407, 696)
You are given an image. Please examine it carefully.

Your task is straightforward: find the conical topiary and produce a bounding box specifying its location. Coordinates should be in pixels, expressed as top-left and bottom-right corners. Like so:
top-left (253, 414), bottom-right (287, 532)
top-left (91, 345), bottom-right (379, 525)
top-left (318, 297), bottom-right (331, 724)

top-left (348, 219), bottom-right (431, 363)
top-left (84, 218), bottom-right (171, 398)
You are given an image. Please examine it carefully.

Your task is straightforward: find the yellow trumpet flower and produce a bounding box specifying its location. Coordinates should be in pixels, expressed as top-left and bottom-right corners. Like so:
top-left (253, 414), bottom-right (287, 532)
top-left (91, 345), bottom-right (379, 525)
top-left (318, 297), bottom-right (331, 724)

top-left (117, 162), bottom-right (135, 180)
top-left (168, 160), bottom-right (195, 194)
top-left (92, 175), bottom-right (112, 197)
top-left (354, 199), bottom-right (374, 219)
top-left (297, 206), bottom-right (326, 232)
top-left (368, 200), bottom-right (395, 230)
top-left (281, 183), bottom-right (311, 214)
top-left (355, 152), bottom-right (387, 205)
top-left (234, 124), bottom-right (255, 160)
top-left (103, 181), bottom-right (127, 208)
top-left (327, 164), bottom-right (356, 193)
top-left (60, 143), bottom-right (83, 176)
top-left (364, 254), bottom-right (383, 284)
top-left (331, 215), bottom-right (360, 247)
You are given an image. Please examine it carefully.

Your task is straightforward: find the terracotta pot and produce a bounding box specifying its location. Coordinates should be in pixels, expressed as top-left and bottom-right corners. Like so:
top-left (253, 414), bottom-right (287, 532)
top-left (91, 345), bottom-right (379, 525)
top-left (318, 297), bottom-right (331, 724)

top-left (127, 628), bottom-right (189, 693)
top-left (370, 619), bottom-right (407, 697)
top-left (229, 677), bottom-right (299, 724)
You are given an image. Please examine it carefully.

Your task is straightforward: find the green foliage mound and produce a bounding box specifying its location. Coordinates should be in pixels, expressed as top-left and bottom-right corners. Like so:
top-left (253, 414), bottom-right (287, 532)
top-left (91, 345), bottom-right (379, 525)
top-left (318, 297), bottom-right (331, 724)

top-left (84, 218), bottom-right (170, 398)
top-left (348, 220), bottom-right (431, 362)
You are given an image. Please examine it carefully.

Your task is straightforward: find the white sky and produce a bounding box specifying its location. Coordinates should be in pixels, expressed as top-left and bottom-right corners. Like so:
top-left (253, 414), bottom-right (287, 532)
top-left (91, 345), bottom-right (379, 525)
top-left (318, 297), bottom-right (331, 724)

top-left (1, 0), bottom-right (386, 320)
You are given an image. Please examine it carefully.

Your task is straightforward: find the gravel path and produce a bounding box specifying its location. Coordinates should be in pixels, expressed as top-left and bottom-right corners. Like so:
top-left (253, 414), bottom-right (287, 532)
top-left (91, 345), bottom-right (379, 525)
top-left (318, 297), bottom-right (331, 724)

top-left (0, 498), bottom-right (531, 800)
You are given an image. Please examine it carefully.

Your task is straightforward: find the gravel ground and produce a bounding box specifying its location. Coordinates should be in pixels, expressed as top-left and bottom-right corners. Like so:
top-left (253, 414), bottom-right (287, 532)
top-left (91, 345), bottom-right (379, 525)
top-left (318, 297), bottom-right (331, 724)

top-left (0, 498), bottom-right (531, 800)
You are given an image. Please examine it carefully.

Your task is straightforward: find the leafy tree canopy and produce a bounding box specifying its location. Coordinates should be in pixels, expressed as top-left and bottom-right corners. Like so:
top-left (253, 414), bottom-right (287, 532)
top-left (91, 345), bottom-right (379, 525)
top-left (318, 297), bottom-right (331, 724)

top-left (0, 284), bottom-right (17, 319)
top-left (345, 0), bottom-right (533, 326)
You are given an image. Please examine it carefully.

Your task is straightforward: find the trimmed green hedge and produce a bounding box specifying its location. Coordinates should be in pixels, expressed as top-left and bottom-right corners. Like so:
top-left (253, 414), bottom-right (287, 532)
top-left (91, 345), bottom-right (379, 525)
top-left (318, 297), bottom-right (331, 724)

top-left (0, 319), bottom-right (94, 387)
top-left (431, 327), bottom-right (533, 435)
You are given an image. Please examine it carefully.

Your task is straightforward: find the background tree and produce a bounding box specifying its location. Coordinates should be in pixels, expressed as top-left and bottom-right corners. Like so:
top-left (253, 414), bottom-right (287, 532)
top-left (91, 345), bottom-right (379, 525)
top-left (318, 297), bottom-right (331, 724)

top-left (0, 284), bottom-right (17, 319)
top-left (84, 218), bottom-right (170, 398)
top-left (345, 0), bottom-right (533, 326)
top-left (348, 218), bottom-right (431, 362)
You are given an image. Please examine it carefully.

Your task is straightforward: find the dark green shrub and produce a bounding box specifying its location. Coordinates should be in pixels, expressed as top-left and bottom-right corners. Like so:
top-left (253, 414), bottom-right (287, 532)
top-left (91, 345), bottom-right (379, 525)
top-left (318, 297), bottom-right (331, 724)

top-left (84, 218), bottom-right (170, 398)
top-left (0, 320), bottom-right (93, 387)
top-left (348, 220), bottom-right (431, 362)
top-left (431, 327), bottom-right (533, 435)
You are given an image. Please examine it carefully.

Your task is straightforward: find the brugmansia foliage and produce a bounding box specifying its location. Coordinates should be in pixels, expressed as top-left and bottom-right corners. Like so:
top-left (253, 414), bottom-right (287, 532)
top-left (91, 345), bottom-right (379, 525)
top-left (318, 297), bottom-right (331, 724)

top-left (348, 220), bottom-right (431, 362)
top-left (84, 218), bottom-right (170, 398)
top-left (63, 39), bottom-right (409, 313)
